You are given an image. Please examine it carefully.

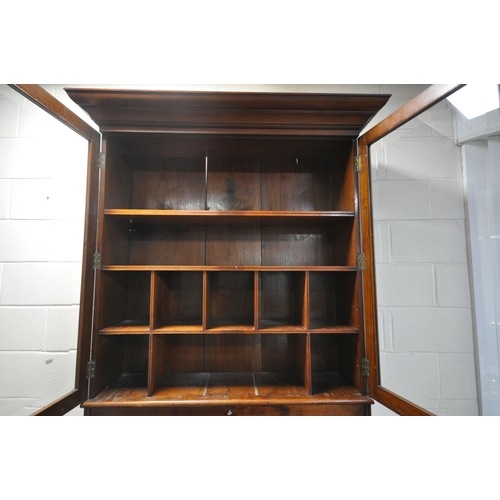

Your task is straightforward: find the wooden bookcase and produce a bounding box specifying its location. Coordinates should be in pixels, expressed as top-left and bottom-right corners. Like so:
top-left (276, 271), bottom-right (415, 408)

top-left (65, 89), bottom-right (390, 416)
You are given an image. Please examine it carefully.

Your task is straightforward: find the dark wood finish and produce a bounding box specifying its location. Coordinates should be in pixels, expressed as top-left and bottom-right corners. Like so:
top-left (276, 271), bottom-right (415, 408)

top-left (97, 271), bottom-right (151, 332)
top-left (131, 158), bottom-right (206, 210)
top-left (206, 272), bottom-right (255, 329)
top-left (204, 336), bottom-right (262, 372)
top-left (261, 225), bottom-right (336, 266)
top-left (207, 157), bottom-right (261, 211)
top-left (83, 370), bottom-right (372, 414)
top-left (65, 88), bottom-right (391, 137)
top-left (31, 390), bottom-right (82, 417)
top-left (104, 209), bottom-right (356, 221)
top-left (309, 272), bottom-right (359, 330)
top-left (63, 88), bottom-right (390, 416)
top-left (152, 271), bottom-right (203, 330)
top-left (90, 335), bottom-right (149, 399)
top-left (86, 404), bottom-right (370, 416)
top-left (261, 158), bottom-right (335, 211)
top-left (362, 84), bottom-right (464, 145)
top-left (206, 225), bottom-right (261, 266)
top-left (259, 272), bottom-right (305, 330)
top-left (102, 139), bottom-right (133, 209)
top-left (134, 226), bottom-right (206, 267)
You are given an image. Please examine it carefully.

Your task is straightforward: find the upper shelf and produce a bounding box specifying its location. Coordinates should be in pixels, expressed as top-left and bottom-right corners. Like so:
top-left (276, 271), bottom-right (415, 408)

top-left (65, 89), bottom-right (391, 137)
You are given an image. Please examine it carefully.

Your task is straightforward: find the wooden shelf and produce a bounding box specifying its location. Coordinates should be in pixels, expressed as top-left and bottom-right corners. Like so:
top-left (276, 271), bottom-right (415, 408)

top-left (101, 266), bottom-right (359, 272)
top-left (98, 326), bottom-right (360, 335)
top-left (97, 269), bottom-right (360, 335)
top-left (83, 371), bottom-right (372, 406)
top-left (100, 322), bottom-right (151, 334)
top-left (104, 209), bottom-right (355, 225)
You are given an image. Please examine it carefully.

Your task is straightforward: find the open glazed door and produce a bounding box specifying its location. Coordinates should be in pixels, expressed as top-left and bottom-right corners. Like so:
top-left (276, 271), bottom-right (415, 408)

top-left (7, 85), bottom-right (101, 415)
top-left (358, 84), bottom-right (469, 416)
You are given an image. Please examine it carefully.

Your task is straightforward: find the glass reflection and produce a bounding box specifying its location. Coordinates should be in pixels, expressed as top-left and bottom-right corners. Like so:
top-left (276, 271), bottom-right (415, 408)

top-left (370, 89), bottom-right (483, 415)
top-left (0, 85), bottom-right (88, 415)
top-left (457, 85), bottom-right (500, 416)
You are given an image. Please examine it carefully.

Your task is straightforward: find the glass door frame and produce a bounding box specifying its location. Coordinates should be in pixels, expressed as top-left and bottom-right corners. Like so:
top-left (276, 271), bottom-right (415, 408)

top-left (10, 84), bottom-right (101, 416)
top-left (358, 84), bottom-right (465, 416)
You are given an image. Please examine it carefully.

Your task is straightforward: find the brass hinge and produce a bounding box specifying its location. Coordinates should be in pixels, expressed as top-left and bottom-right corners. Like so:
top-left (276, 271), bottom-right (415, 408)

top-left (97, 152), bottom-right (106, 169)
top-left (92, 252), bottom-right (101, 270)
top-left (362, 357), bottom-right (370, 377)
top-left (355, 155), bottom-right (362, 172)
top-left (357, 253), bottom-right (366, 271)
top-left (86, 359), bottom-right (96, 379)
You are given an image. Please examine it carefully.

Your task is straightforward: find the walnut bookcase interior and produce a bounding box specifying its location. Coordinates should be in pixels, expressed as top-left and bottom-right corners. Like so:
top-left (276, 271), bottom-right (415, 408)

top-left (65, 89), bottom-right (390, 415)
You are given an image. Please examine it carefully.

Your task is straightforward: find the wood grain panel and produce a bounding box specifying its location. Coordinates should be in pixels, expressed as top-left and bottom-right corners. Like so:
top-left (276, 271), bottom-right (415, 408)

top-left (131, 158), bottom-right (206, 210)
top-left (66, 88), bottom-right (390, 136)
top-left (206, 226), bottom-right (261, 266)
top-left (310, 334), bottom-right (338, 373)
top-left (333, 143), bottom-right (356, 211)
top-left (85, 404), bottom-right (369, 416)
top-left (151, 335), bottom-right (205, 375)
top-left (152, 271), bottom-right (203, 329)
top-left (91, 335), bottom-right (149, 398)
top-left (102, 138), bottom-right (133, 209)
top-left (309, 272), bottom-right (337, 329)
top-left (97, 271), bottom-right (151, 331)
top-left (204, 335), bottom-right (262, 372)
top-left (259, 272), bottom-right (305, 329)
top-left (309, 272), bottom-right (358, 329)
top-left (262, 226), bottom-right (335, 266)
top-left (101, 216), bottom-right (130, 266)
top-left (207, 157), bottom-right (261, 210)
top-left (261, 158), bottom-right (334, 211)
top-left (129, 225), bottom-right (206, 266)
top-left (262, 334), bottom-right (302, 372)
top-left (206, 272), bottom-right (255, 329)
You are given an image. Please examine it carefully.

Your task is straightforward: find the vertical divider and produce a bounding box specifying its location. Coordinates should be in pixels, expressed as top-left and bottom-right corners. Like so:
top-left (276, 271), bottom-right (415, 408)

top-left (304, 333), bottom-right (313, 395)
top-left (254, 271), bottom-right (259, 331)
top-left (150, 271), bottom-right (157, 331)
top-left (148, 333), bottom-right (156, 397)
top-left (148, 271), bottom-right (157, 397)
top-left (147, 334), bottom-right (170, 398)
top-left (303, 271), bottom-right (310, 330)
top-left (202, 271), bottom-right (208, 331)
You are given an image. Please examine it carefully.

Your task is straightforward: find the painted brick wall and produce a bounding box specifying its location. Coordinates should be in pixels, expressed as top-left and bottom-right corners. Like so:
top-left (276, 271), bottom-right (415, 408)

top-left (0, 84), bottom-right (477, 416)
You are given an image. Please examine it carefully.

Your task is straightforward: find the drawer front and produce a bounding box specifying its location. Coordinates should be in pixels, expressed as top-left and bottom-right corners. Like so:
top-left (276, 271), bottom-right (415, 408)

top-left (85, 404), bottom-right (369, 416)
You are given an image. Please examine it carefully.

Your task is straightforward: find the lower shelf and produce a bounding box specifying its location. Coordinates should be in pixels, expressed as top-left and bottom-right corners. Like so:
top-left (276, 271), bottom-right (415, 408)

top-left (83, 371), bottom-right (372, 416)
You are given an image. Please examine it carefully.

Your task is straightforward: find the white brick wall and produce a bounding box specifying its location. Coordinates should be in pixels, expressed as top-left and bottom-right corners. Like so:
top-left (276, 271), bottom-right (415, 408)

top-left (0, 83), bottom-right (477, 416)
